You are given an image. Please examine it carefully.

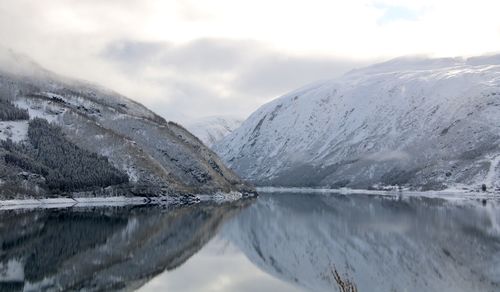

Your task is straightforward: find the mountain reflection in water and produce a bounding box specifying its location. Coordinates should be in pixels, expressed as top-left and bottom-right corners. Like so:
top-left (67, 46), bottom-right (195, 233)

top-left (224, 193), bottom-right (500, 292)
top-left (0, 201), bottom-right (251, 291)
top-left (1, 193), bottom-right (500, 292)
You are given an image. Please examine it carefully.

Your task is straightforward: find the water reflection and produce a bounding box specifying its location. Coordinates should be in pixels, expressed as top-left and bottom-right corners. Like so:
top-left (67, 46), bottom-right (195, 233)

top-left (2, 193), bottom-right (500, 292)
top-left (139, 237), bottom-right (303, 292)
top-left (0, 201), bottom-right (251, 291)
top-left (224, 193), bottom-right (500, 292)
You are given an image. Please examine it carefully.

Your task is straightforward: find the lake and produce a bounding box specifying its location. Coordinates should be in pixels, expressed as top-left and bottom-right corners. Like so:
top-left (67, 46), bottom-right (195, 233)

top-left (1, 192), bottom-right (499, 291)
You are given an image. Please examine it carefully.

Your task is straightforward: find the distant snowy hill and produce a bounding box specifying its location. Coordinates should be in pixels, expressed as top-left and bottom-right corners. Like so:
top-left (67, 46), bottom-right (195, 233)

top-left (0, 49), bottom-right (252, 198)
top-left (214, 55), bottom-right (500, 191)
top-left (187, 116), bottom-right (243, 147)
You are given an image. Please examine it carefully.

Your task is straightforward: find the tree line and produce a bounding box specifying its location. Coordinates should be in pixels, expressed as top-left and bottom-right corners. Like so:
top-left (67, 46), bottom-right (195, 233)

top-left (2, 118), bottom-right (128, 192)
top-left (0, 99), bottom-right (29, 121)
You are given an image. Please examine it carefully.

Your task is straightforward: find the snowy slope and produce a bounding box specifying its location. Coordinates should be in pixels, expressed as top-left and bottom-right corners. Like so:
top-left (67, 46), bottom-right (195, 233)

top-left (224, 193), bottom-right (500, 292)
top-left (0, 121), bottom-right (28, 142)
top-left (186, 116), bottom-right (243, 147)
top-left (0, 49), bottom-right (252, 198)
top-left (214, 55), bottom-right (500, 191)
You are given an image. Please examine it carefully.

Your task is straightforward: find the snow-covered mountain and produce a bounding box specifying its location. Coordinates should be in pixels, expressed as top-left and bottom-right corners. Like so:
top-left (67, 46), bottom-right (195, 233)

top-left (186, 116), bottom-right (243, 147)
top-left (0, 49), bottom-right (253, 198)
top-left (214, 55), bottom-right (500, 191)
top-left (224, 193), bottom-right (500, 292)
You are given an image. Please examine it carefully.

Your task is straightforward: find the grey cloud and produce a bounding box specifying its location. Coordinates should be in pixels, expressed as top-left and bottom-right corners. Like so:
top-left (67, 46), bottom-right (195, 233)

top-left (0, 0), bottom-right (370, 124)
top-left (159, 39), bottom-right (256, 72)
top-left (103, 39), bottom-right (258, 73)
top-left (233, 55), bottom-right (367, 98)
top-left (103, 41), bottom-right (167, 66)
top-left (101, 38), bottom-right (369, 122)
top-left (150, 78), bottom-right (257, 122)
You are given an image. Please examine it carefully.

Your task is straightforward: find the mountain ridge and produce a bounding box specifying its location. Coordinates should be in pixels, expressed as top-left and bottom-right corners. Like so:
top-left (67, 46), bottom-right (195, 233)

top-left (214, 55), bottom-right (500, 191)
top-left (0, 50), bottom-right (254, 199)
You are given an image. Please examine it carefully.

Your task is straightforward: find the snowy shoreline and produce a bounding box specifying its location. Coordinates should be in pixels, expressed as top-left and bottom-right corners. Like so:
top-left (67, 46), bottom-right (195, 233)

top-left (0, 196), bottom-right (149, 210)
top-left (0, 191), bottom-right (251, 210)
top-left (257, 186), bottom-right (500, 200)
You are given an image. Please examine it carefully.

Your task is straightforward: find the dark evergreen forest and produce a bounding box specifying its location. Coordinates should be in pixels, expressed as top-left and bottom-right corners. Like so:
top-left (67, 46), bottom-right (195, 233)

top-left (0, 99), bottom-right (29, 121)
top-left (2, 118), bottom-right (128, 192)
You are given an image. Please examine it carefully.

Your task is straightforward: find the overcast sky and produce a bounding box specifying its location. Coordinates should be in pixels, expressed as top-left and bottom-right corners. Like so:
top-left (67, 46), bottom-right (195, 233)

top-left (1, 0), bottom-right (500, 123)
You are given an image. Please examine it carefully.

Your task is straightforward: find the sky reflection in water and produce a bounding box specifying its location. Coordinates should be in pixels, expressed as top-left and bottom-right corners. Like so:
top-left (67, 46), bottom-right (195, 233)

top-left (1, 192), bottom-right (499, 292)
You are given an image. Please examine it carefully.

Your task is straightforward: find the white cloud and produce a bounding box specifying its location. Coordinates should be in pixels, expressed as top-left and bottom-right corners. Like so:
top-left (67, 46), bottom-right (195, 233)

top-left (0, 0), bottom-right (499, 123)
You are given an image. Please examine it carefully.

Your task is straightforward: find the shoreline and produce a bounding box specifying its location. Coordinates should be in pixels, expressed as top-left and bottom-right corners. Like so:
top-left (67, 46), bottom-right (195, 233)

top-left (0, 191), bottom-right (252, 210)
top-left (257, 186), bottom-right (500, 200)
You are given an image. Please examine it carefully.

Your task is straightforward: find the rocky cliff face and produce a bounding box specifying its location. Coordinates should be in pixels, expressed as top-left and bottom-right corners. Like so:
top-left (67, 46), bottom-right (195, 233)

top-left (215, 56), bottom-right (500, 191)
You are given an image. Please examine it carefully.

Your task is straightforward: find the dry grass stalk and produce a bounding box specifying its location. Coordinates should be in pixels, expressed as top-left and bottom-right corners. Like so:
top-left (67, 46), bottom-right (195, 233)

top-left (332, 268), bottom-right (358, 292)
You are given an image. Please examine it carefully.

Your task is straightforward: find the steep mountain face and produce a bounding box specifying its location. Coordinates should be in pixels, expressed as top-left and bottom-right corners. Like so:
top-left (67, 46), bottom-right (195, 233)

top-left (186, 116), bottom-right (243, 147)
top-left (224, 193), bottom-right (500, 292)
top-left (0, 49), bottom-right (252, 198)
top-left (0, 201), bottom-right (251, 291)
top-left (215, 56), bottom-right (500, 191)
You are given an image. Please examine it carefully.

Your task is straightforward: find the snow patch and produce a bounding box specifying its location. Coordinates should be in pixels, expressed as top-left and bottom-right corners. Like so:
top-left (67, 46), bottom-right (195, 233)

top-left (14, 99), bottom-right (63, 122)
top-left (197, 191), bottom-right (243, 203)
top-left (123, 164), bottom-right (139, 183)
top-left (0, 259), bottom-right (24, 282)
top-left (0, 121), bottom-right (28, 142)
top-left (0, 197), bottom-right (148, 210)
top-left (485, 155), bottom-right (500, 189)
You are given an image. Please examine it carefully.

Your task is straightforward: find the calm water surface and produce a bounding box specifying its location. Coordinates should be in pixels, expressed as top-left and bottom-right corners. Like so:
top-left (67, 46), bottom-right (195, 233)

top-left (1, 192), bottom-right (500, 291)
